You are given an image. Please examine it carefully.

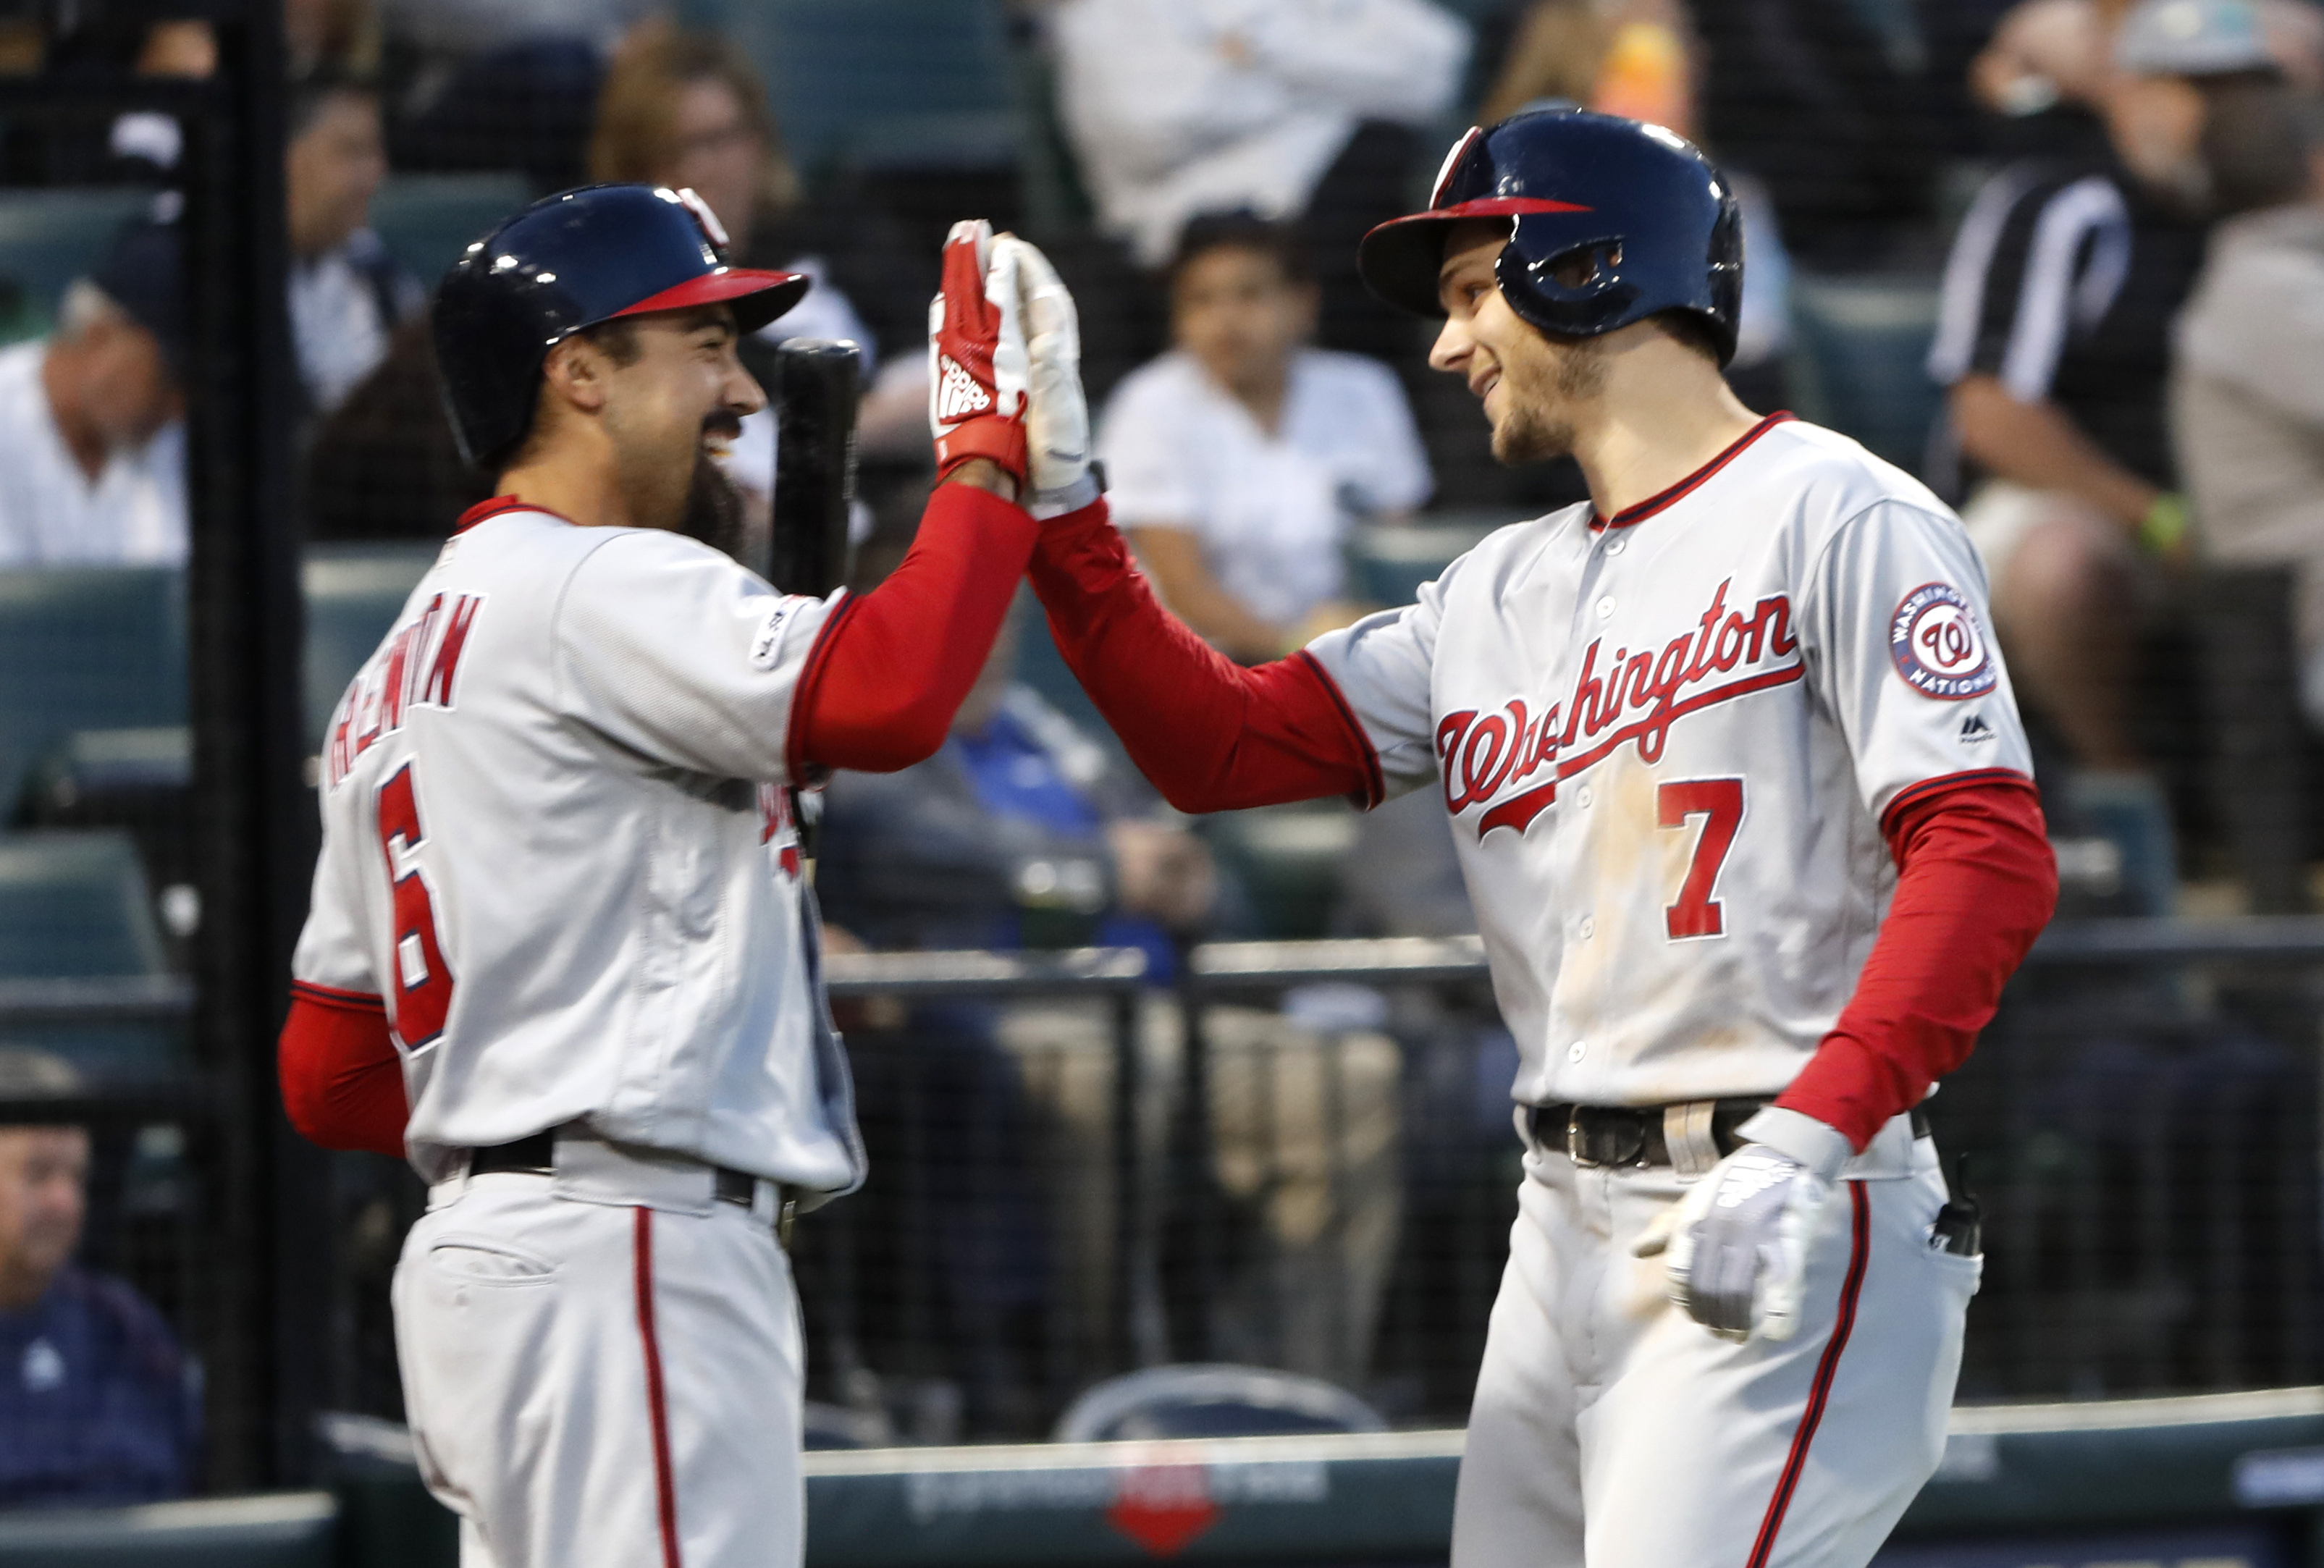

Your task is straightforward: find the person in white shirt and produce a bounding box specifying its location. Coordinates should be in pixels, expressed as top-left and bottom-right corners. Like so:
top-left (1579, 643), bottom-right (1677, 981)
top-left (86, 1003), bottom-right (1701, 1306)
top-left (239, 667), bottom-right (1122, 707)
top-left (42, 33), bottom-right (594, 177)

top-left (1051, 0), bottom-right (1471, 270)
top-left (0, 222), bottom-right (186, 570)
top-left (1099, 213), bottom-right (1431, 662)
top-left (287, 76), bottom-right (421, 417)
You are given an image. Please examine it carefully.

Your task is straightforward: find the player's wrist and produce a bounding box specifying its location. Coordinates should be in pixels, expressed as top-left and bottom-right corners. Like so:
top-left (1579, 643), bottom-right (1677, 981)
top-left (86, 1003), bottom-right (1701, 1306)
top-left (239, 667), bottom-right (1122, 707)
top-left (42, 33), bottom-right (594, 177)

top-left (1734, 1105), bottom-right (1853, 1182)
top-left (940, 457), bottom-right (1021, 505)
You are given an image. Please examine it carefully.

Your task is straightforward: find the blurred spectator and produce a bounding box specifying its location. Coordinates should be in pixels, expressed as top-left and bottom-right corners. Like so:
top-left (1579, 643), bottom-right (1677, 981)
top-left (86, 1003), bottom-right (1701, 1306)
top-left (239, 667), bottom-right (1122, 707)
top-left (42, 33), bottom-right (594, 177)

top-left (1683, 0), bottom-right (1940, 266)
top-left (0, 1052), bottom-right (198, 1507)
top-left (1050, 0), bottom-right (1470, 356)
top-left (385, 0), bottom-right (620, 193)
top-left (287, 74), bottom-right (419, 418)
top-left (820, 608), bottom-right (1216, 962)
top-left (1475, 4), bottom-right (1795, 404)
top-left (588, 22), bottom-right (930, 465)
top-left (303, 318), bottom-right (489, 541)
top-left (286, 0), bottom-right (381, 80)
top-left (820, 615), bottom-right (1400, 1389)
top-left (1927, 0), bottom-right (2282, 907)
top-left (0, 219), bottom-right (184, 568)
top-left (2171, 78), bottom-right (2324, 717)
top-left (1098, 214), bottom-right (1429, 663)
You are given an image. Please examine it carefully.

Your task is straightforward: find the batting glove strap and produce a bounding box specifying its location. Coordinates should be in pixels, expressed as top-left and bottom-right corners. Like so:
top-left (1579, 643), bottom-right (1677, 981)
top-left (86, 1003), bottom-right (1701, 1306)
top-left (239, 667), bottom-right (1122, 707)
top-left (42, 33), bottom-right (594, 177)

top-left (1665, 1144), bottom-right (1832, 1343)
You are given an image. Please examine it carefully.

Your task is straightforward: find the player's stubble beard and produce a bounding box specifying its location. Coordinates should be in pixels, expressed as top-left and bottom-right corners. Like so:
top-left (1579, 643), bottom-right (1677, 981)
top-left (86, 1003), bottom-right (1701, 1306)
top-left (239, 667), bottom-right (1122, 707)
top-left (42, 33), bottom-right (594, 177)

top-left (1488, 331), bottom-right (1608, 466)
top-left (678, 412), bottom-right (748, 561)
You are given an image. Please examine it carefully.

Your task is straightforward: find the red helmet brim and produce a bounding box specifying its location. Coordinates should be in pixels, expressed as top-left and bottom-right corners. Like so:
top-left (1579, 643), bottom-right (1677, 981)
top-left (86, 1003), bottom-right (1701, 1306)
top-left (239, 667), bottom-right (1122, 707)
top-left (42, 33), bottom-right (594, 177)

top-left (609, 266), bottom-right (810, 334)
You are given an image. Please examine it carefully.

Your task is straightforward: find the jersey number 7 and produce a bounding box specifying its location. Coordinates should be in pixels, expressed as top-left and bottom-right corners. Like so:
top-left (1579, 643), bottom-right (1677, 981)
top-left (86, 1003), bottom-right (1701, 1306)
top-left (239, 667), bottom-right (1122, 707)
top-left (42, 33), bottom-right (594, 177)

top-left (1658, 778), bottom-right (1743, 940)
top-left (377, 762), bottom-right (455, 1047)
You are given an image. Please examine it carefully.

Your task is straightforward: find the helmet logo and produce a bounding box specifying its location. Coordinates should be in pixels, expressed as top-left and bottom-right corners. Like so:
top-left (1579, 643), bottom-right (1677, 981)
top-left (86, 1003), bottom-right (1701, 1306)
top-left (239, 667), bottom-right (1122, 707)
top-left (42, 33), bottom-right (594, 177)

top-left (670, 187), bottom-right (731, 251)
top-left (935, 355), bottom-right (992, 419)
top-left (1430, 127), bottom-right (1484, 208)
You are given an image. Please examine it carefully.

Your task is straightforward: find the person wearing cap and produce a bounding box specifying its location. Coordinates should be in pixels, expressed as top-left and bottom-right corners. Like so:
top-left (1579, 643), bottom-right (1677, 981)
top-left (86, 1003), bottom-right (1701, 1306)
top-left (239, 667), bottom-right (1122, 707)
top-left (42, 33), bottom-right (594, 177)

top-left (0, 219), bottom-right (184, 568)
top-left (277, 186), bottom-right (1080, 1567)
top-left (0, 1050), bottom-right (199, 1507)
top-left (1927, 0), bottom-right (2288, 912)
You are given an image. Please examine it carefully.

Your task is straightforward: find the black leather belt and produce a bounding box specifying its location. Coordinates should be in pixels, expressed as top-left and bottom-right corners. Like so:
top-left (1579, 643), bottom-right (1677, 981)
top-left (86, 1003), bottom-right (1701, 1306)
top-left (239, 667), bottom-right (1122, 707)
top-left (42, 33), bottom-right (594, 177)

top-left (1525, 1100), bottom-right (1932, 1168)
top-left (468, 1131), bottom-right (787, 1228)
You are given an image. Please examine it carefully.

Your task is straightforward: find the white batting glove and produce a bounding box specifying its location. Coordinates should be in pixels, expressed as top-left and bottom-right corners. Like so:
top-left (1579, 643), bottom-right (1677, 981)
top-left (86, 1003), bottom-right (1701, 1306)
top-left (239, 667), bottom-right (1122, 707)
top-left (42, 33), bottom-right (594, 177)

top-left (1665, 1108), bottom-right (1850, 1342)
top-left (926, 219), bottom-right (1030, 483)
top-left (995, 235), bottom-right (1096, 517)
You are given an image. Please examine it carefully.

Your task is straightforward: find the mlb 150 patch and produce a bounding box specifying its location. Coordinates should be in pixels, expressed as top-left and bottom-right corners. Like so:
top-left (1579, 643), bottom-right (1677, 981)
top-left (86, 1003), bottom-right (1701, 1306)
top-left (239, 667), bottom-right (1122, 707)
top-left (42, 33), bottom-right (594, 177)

top-left (1889, 583), bottom-right (1996, 701)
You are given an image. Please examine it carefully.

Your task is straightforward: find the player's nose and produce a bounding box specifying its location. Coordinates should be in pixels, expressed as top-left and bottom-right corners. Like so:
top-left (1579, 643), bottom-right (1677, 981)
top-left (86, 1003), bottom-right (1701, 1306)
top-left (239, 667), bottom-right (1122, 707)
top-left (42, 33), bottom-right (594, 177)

top-left (1428, 318), bottom-right (1473, 375)
top-left (723, 359), bottom-right (768, 418)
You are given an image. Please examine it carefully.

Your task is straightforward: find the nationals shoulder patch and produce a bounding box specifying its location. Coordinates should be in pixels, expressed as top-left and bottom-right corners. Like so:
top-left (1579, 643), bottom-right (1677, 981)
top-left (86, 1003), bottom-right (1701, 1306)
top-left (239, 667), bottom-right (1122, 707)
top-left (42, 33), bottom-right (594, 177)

top-left (1888, 583), bottom-right (1995, 701)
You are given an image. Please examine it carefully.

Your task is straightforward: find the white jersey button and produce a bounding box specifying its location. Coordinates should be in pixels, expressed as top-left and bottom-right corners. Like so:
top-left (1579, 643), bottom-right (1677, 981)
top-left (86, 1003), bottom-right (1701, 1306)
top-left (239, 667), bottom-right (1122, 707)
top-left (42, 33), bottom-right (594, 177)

top-left (1595, 595), bottom-right (1616, 618)
top-left (1605, 538), bottom-right (1625, 556)
top-left (1576, 784), bottom-right (1594, 808)
top-left (1567, 1040), bottom-right (1588, 1063)
top-left (1578, 915), bottom-right (1595, 940)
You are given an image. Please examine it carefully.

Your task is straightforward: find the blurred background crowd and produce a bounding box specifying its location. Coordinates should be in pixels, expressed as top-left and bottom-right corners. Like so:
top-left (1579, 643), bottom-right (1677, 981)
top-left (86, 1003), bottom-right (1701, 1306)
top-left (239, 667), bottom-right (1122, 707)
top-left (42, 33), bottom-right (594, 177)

top-left (2, 0), bottom-right (2324, 1504)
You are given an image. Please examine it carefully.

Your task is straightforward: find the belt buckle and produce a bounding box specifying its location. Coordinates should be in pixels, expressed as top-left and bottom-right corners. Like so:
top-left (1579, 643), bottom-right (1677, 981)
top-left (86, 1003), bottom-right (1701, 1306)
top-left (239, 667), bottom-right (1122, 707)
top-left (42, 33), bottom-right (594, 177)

top-left (1565, 1108), bottom-right (1601, 1168)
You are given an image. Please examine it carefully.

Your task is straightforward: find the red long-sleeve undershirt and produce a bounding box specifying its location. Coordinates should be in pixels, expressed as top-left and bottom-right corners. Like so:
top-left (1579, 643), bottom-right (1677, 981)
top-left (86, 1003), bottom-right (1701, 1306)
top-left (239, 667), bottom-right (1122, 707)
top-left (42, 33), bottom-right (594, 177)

top-left (279, 479), bottom-right (1041, 1154)
top-left (279, 983), bottom-right (406, 1156)
top-left (1027, 498), bottom-right (2058, 1151)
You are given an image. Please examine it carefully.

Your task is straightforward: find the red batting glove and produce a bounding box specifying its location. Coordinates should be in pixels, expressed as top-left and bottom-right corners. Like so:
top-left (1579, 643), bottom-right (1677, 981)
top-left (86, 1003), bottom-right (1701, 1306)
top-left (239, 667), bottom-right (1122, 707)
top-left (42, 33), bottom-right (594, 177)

top-left (927, 219), bottom-right (1030, 481)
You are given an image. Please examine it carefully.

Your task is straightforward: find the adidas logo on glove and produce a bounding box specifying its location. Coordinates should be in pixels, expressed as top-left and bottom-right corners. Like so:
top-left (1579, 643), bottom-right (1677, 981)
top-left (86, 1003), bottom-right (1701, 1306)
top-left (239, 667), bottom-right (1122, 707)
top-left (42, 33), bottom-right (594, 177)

top-left (936, 355), bottom-right (992, 420)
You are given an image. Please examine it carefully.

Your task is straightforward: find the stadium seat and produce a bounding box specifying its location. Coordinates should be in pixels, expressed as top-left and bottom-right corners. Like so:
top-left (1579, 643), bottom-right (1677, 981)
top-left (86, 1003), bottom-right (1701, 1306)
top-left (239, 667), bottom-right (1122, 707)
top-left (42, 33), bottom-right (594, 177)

top-left (1782, 271), bottom-right (1945, 476)
top-left (0, 1491), bottom-right (338, 1567)
top-left (723, 0), bottom-right (1022, 174)
top-left (0, 830), bottom-right (180, 1075)
top-left (1347, 516), bottom-right (1508, 608)
top-left (369, 173), bottom-right (531, 284)
top-left (302, 544), bottom-right (441, 746)
top-left (0, 187), bottom-right (153, 332)
top-left (22, 728), bottom-right (197, 945)
top-left (0, 568), bottom-right (185, 823)
top-left (1053, 1363), bottom-right (1388, 1442)
top-left (1197, 804), bottom-right (1359, 941)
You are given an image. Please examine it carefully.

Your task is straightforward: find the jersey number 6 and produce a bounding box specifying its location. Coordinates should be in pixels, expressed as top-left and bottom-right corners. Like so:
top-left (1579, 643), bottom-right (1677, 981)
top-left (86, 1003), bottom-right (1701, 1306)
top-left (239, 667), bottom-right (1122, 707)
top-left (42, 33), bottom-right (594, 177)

top-left (376, 762), bottom-right (455, 1047)
top-left (1658, 778), bottom-right (1743, 940)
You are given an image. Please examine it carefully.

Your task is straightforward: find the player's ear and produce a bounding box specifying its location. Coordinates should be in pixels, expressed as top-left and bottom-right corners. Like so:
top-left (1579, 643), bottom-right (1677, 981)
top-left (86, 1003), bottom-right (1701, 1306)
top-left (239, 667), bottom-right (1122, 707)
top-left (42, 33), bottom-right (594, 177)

top-left (540, 334), bottom-right (612, 418)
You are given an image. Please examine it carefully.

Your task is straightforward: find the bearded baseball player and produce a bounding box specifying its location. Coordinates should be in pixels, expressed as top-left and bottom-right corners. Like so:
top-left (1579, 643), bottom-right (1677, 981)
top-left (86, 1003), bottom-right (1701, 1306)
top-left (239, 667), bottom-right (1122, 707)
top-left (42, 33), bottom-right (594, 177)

top-left (1016, 109), bottom-right (2059, 1566)
top-left (273, 184), bottom-right (1077, 1567)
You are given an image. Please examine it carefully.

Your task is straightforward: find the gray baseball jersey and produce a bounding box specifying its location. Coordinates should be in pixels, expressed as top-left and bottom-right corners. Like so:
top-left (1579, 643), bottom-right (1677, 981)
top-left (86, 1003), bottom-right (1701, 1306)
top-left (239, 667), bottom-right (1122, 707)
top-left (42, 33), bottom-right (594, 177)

top-left (290, 500), bottom-right (864, 1192)
top-left (1305, 414), bottom-right (2033, 1110)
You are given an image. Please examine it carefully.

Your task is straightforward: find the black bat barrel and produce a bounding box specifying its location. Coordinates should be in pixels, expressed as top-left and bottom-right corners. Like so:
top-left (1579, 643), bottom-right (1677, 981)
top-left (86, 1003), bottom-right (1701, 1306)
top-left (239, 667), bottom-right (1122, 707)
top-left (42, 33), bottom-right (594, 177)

top-left (768, 339), bottom-right (862, 599)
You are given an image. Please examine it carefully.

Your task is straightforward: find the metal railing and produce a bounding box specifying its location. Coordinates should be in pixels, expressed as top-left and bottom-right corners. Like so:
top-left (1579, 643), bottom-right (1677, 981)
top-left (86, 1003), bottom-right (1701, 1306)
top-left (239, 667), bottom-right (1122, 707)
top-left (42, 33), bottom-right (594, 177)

top-left (10, 918), bottom-right (2322, 1440)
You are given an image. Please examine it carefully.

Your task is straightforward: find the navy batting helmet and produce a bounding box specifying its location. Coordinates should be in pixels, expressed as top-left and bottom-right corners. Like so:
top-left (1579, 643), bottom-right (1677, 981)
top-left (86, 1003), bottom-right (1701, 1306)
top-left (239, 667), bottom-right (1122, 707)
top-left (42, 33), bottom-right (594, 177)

top-left (1357, 109), bottom-right (1743, 365)
top-left (433, 183), bottom-right (809, 468)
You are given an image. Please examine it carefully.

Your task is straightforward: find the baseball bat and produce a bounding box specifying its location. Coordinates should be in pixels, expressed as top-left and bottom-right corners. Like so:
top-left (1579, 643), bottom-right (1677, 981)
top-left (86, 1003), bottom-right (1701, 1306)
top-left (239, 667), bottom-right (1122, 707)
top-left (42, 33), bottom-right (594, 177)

top-left (767, 339), bottom-right (862, 599)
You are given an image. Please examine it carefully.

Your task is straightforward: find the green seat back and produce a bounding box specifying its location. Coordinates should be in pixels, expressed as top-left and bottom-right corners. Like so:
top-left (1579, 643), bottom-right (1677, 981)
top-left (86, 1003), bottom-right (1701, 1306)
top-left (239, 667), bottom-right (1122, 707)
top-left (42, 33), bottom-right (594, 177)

top-left (728, 0), bottom-right (1021, 173)
top-left (369, 173), bottom-right (532, 285)
top-left (302, 544), bottom-right (441, 746)
top-left (1785, 272), bottom-right (1945, 476)
top-left (0, 568), bottom-right (185, 820)
top-left (0, 830), bottom-right (177, 1074)
top-left (0, 187), bottom-right (153, 334)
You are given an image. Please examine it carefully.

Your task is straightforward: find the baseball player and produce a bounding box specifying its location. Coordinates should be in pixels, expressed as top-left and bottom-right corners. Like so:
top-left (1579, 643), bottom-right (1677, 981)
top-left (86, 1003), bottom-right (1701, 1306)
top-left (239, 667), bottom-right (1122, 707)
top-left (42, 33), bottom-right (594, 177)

top-left (1012, 110), bottom-right (2058, 1566)
top-left (274, 184), bottom-right (1072, 1568)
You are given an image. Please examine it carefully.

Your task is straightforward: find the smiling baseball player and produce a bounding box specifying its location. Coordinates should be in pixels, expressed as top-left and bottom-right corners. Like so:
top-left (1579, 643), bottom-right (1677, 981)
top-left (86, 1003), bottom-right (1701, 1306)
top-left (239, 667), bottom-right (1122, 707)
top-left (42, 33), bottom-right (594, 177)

top-left (274, 185), bottom-right (1054, 1568)
top-left (1010, 110), bottom-right (2058, 1566)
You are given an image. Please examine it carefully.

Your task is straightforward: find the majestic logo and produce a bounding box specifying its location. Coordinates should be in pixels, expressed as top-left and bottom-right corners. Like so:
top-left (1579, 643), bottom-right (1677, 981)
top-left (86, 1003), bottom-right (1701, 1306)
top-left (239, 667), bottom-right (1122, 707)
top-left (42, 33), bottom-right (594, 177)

top-left (1437, 578), bottom-right (1803, 839)
top-left (325, 593), bottom-right (485, 789)
top-left (749, 597), bottom-right (808, 672)
top-left (1959, 712), bottom-right (1995, 744)
top-left (1890, 583), bottom-right (1995, 701)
